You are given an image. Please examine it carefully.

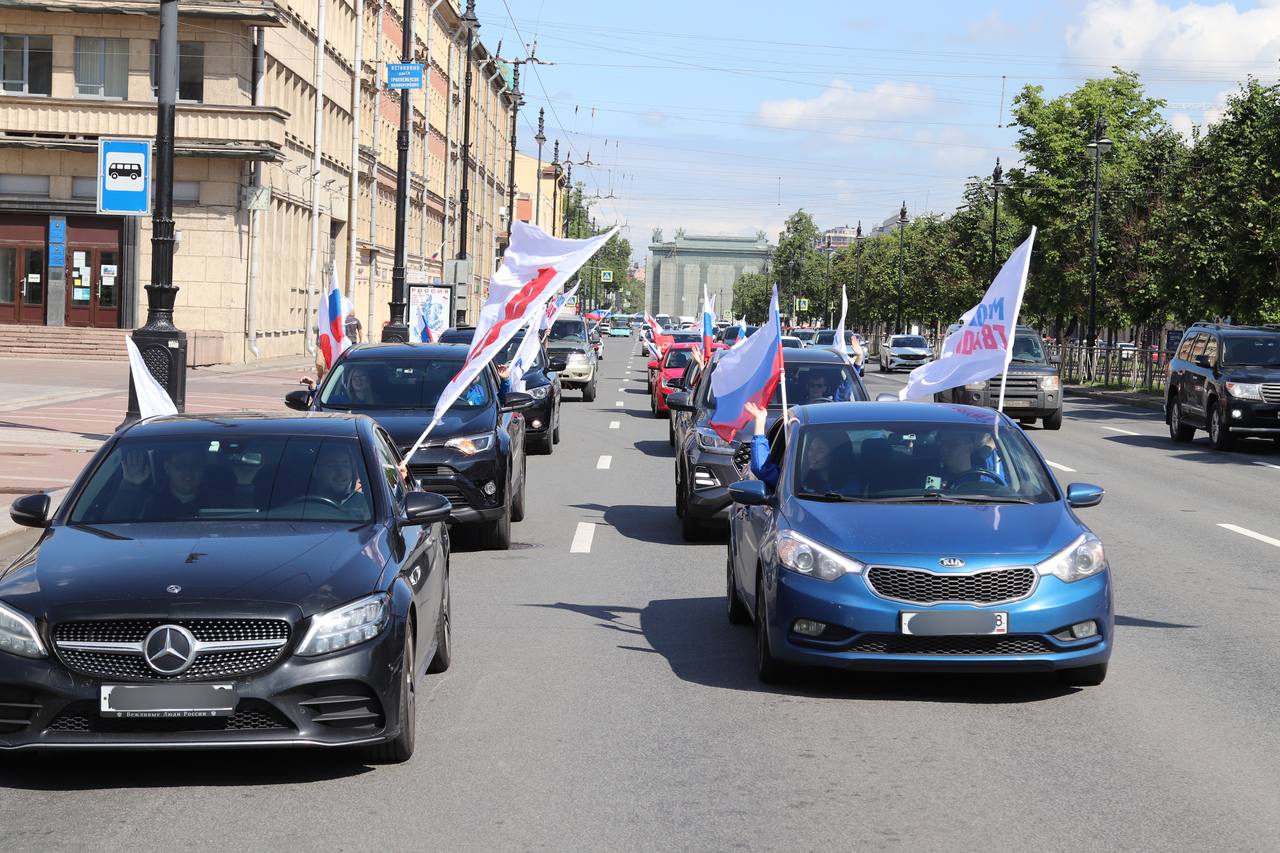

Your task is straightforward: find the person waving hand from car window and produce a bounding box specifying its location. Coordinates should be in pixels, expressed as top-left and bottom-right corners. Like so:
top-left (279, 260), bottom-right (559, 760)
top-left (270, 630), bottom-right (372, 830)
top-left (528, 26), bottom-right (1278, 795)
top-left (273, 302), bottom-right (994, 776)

top-left (745, 402), bottom-right (780, 490)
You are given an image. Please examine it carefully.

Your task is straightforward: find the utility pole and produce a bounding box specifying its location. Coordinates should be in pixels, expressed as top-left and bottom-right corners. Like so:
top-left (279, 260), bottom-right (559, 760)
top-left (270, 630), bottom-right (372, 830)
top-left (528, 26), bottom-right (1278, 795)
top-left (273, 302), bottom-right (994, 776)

top-left (381, 0), bottom-right (414, 341)
top-left (990, 158), bottom-right (1003, 282)
top-left (456, 0), bottom-right (477, 302)
top-left (1086, 116), bottom-right (1112, 348)
top-left (124, 0), bottom-right (185, 425)
top-left (896, 201), bottom-right (908, 334)
top-left (505, 63), bottom-right (522, 249)
top-left (853, 221), bottom-right (863, 332)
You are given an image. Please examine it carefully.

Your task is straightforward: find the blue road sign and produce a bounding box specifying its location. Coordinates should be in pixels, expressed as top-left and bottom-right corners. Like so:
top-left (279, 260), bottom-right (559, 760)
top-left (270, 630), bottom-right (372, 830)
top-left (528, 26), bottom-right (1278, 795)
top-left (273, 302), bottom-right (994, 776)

top-left (98, 138), bottom-right (151, 216)
top-left (387, 63), bottom-right (424, 89)
top-left (49, 243), bottom-right (65, 268)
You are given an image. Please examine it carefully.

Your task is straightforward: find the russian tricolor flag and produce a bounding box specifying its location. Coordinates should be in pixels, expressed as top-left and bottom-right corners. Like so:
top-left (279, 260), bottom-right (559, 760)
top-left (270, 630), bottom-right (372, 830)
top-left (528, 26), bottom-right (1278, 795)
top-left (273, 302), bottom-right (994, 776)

top-left (317, 265), bottom-right (350, 369)
top-left (708, 285), bottom-right (783, 442)
top-left (701, 285), bottom-right (715, 359)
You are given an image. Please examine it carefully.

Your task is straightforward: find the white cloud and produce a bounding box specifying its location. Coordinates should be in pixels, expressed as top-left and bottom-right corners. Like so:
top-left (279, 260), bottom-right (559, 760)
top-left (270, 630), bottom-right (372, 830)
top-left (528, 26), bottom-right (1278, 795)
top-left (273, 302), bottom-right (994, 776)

top-left (755, 80), bottom-right (936, 129)
top-left (961, 9), bottom-right (1021, 43)
top-left (1169, 87), bottom-right (1234, 139)
top-left (1066, 0), bottom-right (1280, 77)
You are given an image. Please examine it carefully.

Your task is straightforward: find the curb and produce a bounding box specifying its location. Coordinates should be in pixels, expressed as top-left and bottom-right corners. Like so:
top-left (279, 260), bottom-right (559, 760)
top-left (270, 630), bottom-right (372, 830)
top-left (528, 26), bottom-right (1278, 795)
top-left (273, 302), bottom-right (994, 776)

top-left (1064, 386), bottom-right (1163, 412)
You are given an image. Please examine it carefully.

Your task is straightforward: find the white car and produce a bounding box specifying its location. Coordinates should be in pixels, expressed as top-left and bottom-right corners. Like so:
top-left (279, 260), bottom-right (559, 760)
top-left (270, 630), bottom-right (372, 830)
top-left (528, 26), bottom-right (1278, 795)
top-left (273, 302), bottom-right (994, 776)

top-left (780, 335), bottom-right (804, 349)
top-left (879, 334), bottom-right (934, 372)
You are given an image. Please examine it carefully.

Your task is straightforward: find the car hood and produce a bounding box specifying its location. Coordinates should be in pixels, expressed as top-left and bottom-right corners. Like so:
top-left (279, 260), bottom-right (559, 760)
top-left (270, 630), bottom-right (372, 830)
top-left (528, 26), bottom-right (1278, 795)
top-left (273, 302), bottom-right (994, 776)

top-left (547, 342), bottom-right (590, 355)
top-left (358, 407), bottom-right (494, 450)
top-left (1220, 368), bottom-right (1280, 383)
top-left (786, 500), bottom-right (1080, 567)
top-left (1003, 363), bottom-right (1056, 375)
top-left (0, 522), bottom-right (391, 623)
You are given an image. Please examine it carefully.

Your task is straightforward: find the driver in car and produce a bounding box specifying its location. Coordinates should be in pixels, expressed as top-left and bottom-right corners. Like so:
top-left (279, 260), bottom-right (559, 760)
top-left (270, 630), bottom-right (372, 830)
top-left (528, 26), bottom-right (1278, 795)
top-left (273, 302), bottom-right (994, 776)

top-left (938, 430), bottom-right (1006, 489)
top-left (313, 444), bottom-right (367, 511)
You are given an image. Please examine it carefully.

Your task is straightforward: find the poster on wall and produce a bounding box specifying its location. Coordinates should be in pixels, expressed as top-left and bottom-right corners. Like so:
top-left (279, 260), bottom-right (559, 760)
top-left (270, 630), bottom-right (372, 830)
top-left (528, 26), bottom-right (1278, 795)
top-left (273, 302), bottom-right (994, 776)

top-left (408, 284), bottom-right (451, 342)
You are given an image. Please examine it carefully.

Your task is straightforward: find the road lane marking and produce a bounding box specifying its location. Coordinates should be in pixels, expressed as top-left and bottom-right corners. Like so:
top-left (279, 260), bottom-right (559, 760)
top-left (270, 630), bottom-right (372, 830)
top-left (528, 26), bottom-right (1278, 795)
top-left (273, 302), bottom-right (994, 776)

top-left (1218, 523), bottom-right (1280, 549)
top-left (597, 455), bottom-right (612, 470)
top-left (1253, 461), bottom-right (1280, 470)
top-left (1046, 461), bottom-right (1076, 472)
top-left (1102, 426), bottom-right (1141, 436)
top-left (609, 421), bottom-right (620, 429)
top-left (570, 522), bottom-right (596, 553)
top-left (615, 401), bottom-right (624, 407)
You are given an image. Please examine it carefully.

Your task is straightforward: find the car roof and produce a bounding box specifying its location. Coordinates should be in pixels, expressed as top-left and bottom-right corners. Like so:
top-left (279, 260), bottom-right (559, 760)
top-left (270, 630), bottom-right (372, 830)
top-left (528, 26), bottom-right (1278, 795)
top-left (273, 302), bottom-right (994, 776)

top-left (795, 401), bottom-right (1003, 427)
top-left (341, 342), bottom-right (467, 360)
top-left (122, 412), bottom-right (367, 438)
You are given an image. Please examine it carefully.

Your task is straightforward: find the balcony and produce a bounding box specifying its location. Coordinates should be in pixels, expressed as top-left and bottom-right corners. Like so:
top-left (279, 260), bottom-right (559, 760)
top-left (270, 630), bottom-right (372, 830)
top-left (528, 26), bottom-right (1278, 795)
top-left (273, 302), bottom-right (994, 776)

top-left (5, 0), bottom-right (285, 26)
top-left (0, 97), bottom-right (288, 161)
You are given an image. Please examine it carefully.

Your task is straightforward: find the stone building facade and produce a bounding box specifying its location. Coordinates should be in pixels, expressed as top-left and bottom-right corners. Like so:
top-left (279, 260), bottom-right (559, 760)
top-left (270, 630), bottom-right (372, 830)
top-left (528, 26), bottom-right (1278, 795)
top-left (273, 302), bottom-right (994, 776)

top-left (646, 232), bottom-right (772, 320)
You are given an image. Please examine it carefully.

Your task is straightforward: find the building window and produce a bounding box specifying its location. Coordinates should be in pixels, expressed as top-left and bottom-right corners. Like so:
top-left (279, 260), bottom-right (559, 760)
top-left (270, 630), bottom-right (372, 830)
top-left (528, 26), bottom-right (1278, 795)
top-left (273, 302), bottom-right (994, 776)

top-left (0, 174), bottom-right (50, 195)
top-left (1, 35), bottom-right (53, 96)
top-left (75, 38), bottom-right (129, 99)
top-left (149, 41), bottom-right (204, 103)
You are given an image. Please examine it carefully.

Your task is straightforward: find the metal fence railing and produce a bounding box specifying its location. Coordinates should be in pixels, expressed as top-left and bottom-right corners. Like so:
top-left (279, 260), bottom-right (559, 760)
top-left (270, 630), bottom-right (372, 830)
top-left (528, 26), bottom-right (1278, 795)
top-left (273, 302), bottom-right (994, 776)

top-left (1049, 345), bottom-right (1171, 393)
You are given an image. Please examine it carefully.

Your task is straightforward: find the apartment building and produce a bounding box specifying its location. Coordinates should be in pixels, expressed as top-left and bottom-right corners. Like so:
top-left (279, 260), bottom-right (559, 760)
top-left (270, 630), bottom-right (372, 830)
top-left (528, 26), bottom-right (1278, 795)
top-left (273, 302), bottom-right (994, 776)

top-left (0, 0), bottom-right (514, 363)
top-left (513, 149), bottom-right (563, 237)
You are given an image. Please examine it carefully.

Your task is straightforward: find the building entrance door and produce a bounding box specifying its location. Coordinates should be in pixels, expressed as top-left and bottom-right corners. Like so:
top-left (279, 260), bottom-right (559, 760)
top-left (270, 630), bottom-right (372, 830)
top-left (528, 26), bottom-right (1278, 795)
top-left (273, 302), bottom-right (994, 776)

top-left (0, 214), bottom-right (47, 325)
top-left (64, 217), bottom-right (123, 328)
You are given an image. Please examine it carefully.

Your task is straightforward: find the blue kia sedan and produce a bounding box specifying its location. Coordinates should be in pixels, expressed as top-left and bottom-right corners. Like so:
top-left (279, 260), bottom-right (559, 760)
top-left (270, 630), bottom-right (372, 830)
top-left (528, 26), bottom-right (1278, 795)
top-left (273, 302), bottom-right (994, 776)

top-left (726, 401), bottom-right (1112, 686)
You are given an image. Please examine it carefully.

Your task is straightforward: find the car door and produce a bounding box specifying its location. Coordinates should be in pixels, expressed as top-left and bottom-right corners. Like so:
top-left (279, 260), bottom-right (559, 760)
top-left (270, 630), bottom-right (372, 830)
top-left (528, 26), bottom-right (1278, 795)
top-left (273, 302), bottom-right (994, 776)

top-left (1184, 333), bottom-right (1210, 424)
top-left (738, 420), bottom-right (787, 615)
top-left (373, 428), bottom-right (441, 667)
top-left (495, 365), bottom-right (526, 492)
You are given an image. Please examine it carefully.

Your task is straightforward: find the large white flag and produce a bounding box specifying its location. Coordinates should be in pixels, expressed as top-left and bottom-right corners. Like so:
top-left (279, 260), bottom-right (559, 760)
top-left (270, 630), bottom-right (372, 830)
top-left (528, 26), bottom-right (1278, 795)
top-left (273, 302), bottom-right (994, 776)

top-left (125, 337), bottom-right (178, 419)
top-left (899, 228), bottom-right (1036, 402)
top-left (832, 281), bottom-right (848, 357)
top-left (508, 318), bottom-right (545, 393)
top-left (404, 221), bottom-right (616, 460)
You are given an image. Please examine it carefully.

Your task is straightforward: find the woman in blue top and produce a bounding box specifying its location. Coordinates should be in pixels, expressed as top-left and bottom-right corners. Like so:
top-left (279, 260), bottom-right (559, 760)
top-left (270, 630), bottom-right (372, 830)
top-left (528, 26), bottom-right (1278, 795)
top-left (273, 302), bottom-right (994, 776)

top-left (744, 402), bottom-right (780, 489)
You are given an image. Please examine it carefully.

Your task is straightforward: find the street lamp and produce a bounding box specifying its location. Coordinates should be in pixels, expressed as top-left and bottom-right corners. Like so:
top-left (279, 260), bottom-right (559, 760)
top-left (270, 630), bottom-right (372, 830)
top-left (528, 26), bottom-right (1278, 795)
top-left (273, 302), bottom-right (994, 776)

top-left (381, 0), bottom-right (417, 342)
top-left (550, 140), bottom-right (560, 237)
top-left (896, 201), bottom-right (908, 334)
top-left (853, 221), bottom-right (863, 331)
top-left (505, 64), bottom-right (523, 248)
top-left (533, 108), bottom-right (546, 227)
top-left (1085, 116), bottom-right (1112, 347)
top-left (990, 158), bottom-right (1005, 282)
top-left (823, 234), bottom-right (832, 327)
top-left (451, 0), bottom-right (478, 327)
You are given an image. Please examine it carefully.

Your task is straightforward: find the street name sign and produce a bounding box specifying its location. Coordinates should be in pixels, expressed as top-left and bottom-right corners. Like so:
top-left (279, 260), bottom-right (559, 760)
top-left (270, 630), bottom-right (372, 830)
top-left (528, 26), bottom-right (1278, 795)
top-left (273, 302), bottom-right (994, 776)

top-left (98, 138), bottom-right (151, 216)
top-left (387, 63), bottom-right (425, 89)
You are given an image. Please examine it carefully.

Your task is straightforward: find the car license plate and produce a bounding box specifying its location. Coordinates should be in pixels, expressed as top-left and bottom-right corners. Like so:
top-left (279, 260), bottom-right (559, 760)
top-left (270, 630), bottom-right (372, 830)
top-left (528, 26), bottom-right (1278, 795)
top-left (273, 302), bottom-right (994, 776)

top-left (1002, 399), bottom-right (1033, 408)
top-left (100, 684), bottom-right (236, 718)
top-left (901, 611), bottom-right (1007, 635)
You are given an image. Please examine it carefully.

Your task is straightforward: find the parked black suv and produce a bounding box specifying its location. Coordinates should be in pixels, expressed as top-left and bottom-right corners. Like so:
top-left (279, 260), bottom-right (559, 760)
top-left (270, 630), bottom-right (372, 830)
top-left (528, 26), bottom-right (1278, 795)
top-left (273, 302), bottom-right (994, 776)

top-left (286, 343), bottom-right (533, 549)
top-left (1166, 322), bottom-right (1280, 450)
top-left (933, 324), bottom-right (1062, 429)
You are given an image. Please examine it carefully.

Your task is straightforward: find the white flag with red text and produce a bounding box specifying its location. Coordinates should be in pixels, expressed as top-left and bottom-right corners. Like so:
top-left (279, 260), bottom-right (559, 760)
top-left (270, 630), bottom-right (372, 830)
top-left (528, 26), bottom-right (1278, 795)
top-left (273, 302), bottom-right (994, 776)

top-left (405, 221), bottom-right (616, 459)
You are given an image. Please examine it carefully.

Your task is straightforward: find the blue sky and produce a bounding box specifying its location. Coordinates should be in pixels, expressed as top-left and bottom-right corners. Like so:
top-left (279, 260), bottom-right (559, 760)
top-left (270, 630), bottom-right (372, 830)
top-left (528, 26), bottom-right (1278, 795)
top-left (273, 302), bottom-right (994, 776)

top-left (481, 0), bottom-right (1280, 259)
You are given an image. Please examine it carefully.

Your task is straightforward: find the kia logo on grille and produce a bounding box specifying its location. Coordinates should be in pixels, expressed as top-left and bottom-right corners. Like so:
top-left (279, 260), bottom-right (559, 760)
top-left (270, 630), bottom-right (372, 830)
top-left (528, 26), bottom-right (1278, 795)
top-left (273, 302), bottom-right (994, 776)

top-left (143, 625), bottom-right (197, 675)
top-left (939, 557), bottom-right (966, 568)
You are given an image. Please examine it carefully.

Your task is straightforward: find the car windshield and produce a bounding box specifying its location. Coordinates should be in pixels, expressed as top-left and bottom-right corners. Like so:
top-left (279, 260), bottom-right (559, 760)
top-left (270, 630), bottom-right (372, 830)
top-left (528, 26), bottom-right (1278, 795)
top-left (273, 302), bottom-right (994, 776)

top-left (548, 319), bottom-right (587, 342)
top-left (1222, 335), bottom-right (1280, 366)
top-left (318, 359), bottom-right (489, 410)
top-left (791, 421), bottom-right (1056, 504)
top-left (892, 336), bottom-right (927, 348)
top-left (814, 331), bottom-right (835, 345)
top-left (610, 317), bottom-right (629, 329)
top-left (69, 435), bottom-right (375, 524)
top-left (793, 330), bottom-right (816, 341)
top-left (1009, 334), bottom-right (1048, 363)
top-left (668, 331), bottom-right (701, 343)
top-left (781, 338), bottom-right (802, 348)
top-left (664, 349), bottom-right (693, 369)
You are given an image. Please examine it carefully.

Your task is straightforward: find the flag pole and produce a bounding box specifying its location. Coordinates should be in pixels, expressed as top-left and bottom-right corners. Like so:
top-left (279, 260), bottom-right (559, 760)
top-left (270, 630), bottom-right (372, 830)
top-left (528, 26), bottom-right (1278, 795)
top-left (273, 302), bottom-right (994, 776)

top-left (997, 225), bottom-right (1037, 415)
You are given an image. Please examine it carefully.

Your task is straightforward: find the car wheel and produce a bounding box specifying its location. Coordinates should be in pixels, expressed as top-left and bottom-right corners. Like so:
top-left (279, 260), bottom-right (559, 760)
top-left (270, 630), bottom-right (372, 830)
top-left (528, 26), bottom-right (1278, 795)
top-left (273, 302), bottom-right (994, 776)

top-left (755, 574), bottom-right (785, 684)
top-left (364, 621), bottom-right (416, 763)
top-left (674, 469), bottom-right (686, 518)
top-left (726, 553), bottom-right (750, 625)
top-left (481, 503), bottom-right (512, 550)
top-left (878, 361), bottom-right (887, 372)
top-left (552, 404), bottom-right (561, 444)
top-left (582, 378), bottom-right (596, 402)
top-left (668, 420), bottom-right (675, 448)
top-left (1042, 409), bottom-right (1063, 430)
top-left (1168, 398), bottom-right (1194, 442)
top-left (1208, 404), bottom-right (1233, 450)
top-left (511, 473), bottom-right (526, 523)
top-left (1057, 662), bottom-right (1107, 687)
top-left (427, 571), bottom-right (451, 673)
top-left (681, 506), bottom-right (703, 542)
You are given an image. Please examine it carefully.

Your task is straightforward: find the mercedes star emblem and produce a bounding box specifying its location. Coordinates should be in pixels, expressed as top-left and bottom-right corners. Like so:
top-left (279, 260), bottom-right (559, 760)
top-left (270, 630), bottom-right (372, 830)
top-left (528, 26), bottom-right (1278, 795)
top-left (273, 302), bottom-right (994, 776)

top-left (938, 557), bottom-right (966, 568)
top-left (142, 625), bottom-right (197, 675)
top-left (166, 585), bottom-right (182, 594)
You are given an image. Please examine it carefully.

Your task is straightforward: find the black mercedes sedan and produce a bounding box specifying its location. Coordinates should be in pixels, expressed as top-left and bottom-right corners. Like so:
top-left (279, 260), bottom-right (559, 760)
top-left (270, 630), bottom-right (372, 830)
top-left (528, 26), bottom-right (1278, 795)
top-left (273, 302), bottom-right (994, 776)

top-left (288, 343), bottom-right (534, 550)
top-left (0, 413), bottom-right (451, 762)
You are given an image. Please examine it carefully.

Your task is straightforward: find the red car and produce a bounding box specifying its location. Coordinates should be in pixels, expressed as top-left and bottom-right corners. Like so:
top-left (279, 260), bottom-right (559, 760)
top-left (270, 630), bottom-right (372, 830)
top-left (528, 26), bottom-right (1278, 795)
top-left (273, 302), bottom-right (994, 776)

top-left (649, 343), bottom-right (725, 417)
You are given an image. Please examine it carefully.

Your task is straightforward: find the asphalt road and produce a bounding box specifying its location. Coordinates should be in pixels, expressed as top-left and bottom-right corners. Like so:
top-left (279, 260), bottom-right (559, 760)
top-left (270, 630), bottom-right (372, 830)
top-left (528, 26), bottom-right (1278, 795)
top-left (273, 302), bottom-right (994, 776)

top-left (3, 345), bottom-right (1280, 852)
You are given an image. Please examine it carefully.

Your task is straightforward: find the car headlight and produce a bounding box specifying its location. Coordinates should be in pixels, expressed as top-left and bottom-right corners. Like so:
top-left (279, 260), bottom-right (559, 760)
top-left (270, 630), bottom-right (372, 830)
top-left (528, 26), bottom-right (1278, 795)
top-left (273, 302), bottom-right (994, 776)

top-left (1035, 533), bottom-right (1107, 583)
top-left (527, 385), bottom-right (549, 400)
top-left (445, 433), bottom-right (494, 455)
top-left (1041, 375), bottom-right (1061, 391)
top-left (0, 601), bottom-right (46, 658)
top-left (1226, 382), bottom-right (1263, 401)
top-left (696, 426), bottom-right (734, 454)
top-left (567, 353), bottom-right (590, 367)
top-left (776, 530), bottom-right (865, 581)
top-left (964, 381), bottom-right (987, 390)
top-left (298, 593), bottom-right (390, 656)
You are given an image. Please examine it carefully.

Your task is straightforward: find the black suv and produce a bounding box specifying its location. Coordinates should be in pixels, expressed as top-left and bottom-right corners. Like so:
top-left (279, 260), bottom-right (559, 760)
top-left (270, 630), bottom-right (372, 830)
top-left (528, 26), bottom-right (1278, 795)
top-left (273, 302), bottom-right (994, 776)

top-left (933, 324), bottom-right (1062, 429)
top-left (1166, 322), bottom-right (1280, 450)
top-left (286, 343), bottom-right (533, 549)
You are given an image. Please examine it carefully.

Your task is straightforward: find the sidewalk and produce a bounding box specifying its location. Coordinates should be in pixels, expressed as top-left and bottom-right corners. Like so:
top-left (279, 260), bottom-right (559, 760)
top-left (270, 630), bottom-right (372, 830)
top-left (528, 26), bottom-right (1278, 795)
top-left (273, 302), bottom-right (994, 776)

top-left (1063, 384), bottom-right (1164, 412)
top-left (0, 354), bottom-right (313, 540)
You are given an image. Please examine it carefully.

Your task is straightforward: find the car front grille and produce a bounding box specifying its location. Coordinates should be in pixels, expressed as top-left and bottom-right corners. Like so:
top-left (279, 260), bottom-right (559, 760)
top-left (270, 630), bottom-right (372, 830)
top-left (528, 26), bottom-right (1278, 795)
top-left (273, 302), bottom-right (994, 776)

top-left (410, 464), bottom-right (459, 478)
top-left (46, 700), bottom-right (294, 734)
top-left (866, 565), bottom-right (1036, 605)
top-left (847, 634), bottom-right (1056, 656)
top-left (1261, 383), bottom-right (1280, 404)
top-left (420, 484), bottom-right (469, 507)
top-left (52, 619), bottom-right (290, 682)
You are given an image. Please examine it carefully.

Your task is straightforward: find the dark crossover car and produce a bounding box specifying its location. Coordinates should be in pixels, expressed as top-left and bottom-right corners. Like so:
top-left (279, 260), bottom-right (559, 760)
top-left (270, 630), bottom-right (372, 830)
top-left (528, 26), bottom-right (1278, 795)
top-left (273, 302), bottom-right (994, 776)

top-left (545, 316), bottom-right (597, 401)
top-left (726, 402), bottom-right (1112, 686)
top-left (666, 347), bottom-right (868, 541)
top-left (1166, 322), bottom-right (1280, 450)
top-left (717, 325), bottom-right (759, 347)
top-left (437, 326), bottom-right (562, 455)
top-left (1, 414), bottom-right (452, 760)
top-left (934, 325), bottom-right (1062, 430)
top-left (288, 343), bottom-right (534, 550)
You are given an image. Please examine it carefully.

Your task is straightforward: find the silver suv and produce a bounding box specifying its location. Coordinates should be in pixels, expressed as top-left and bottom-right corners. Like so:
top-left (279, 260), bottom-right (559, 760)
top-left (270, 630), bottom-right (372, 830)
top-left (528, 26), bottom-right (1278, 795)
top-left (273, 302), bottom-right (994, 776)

top-left (879, 334), bottom-right (933, 372)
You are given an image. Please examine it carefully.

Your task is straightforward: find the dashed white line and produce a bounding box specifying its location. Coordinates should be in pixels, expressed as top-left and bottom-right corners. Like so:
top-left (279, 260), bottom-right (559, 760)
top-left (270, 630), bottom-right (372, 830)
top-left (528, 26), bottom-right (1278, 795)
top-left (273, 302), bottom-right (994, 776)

top-left (609, 420), bottom-right (620, 429)
top-left (1046, 461), bottom-right (1076, 472)
top-left (615, 401), bottom-right (624, 407)
top-left (1253, 461), bottom-right (1280, 470)
top-left (570, 522), bottom-right (596, 554)
top-left (596, 455), bottom-right (612, 470)
top-left (1101, 426), bottom-right (1141, 436)
top-left (1218, 523), bottom-right (1280, 549)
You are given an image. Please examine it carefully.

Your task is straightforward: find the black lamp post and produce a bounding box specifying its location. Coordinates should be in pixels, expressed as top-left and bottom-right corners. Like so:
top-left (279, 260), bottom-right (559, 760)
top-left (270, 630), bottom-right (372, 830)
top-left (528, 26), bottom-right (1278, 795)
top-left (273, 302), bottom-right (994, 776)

top-left (533, 108), bottom-right (546, 227)
top-left (853, 221), bottom-right (863, 331)
top-left (990, 157), bottom-right (1004, 281)
top-left (453, 0), bottom-right (478, 325)
top-left (123, 0), bottom-right (186, 425)
top-left (896, 201), bottom-right (908, 334)
top-left (1085, 116), bottom-right (1112, 347)
top-left (381, 0), bottom-right (415, 342)
top-left (550, 140), bottom-right (560, 236)
top-left (505, 64), bottom-right (522, 249)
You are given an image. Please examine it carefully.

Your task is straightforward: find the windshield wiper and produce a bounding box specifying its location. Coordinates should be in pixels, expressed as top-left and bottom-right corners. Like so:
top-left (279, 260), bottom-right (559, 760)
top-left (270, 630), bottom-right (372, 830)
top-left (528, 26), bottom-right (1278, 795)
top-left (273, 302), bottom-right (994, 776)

top-left (1009, 356), bottom-right (1044, 363)
top-left (857, 493), bottom-right (1030, 504)
top-left (941, 495), bottom-right (1034, 504)
top-left (794, 491), bottom-right (870, 503)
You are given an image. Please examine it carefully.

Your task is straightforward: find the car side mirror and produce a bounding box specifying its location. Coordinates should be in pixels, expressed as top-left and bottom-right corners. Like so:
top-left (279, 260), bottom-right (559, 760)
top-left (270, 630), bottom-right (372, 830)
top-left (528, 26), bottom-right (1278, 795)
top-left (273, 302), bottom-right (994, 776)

top-left (1193, 354), bottom-right (1211, 368)
top-left (500, 391), bottom-right (536, 412)
top-left (548, 356), bottom-right (567, 372)
top-left (10, 493), bottom-right (51, 529)
top-left (665, 391), bottom-right (695, 412)
top-left (728, 480), bottom-right (769, 505)
top-left (647, 359), bottom-right (659, 370)
top-left (285, 389), bottom-right (312, 411)
top-left (402, 491), bottom-right (451, 526)
top-left (1065, 483), bottom-right (1104, 508)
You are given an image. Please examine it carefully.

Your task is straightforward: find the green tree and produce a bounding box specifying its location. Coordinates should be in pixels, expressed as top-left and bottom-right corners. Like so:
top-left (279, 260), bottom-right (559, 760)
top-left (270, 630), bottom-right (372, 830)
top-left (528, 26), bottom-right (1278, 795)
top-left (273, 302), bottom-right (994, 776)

top-left (773, 209), bottom-right (823, 321)
top-left (731, 271), bottom-right (773, 321)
